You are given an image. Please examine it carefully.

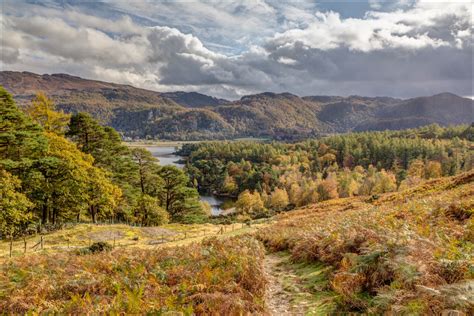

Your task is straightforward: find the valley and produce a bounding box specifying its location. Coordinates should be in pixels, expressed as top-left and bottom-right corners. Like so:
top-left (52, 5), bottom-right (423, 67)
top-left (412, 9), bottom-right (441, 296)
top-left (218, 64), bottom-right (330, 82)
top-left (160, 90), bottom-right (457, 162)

top-left (1, 74), bottom-right (473, 315)
top-left (2, 71), bottom-right (472, 141)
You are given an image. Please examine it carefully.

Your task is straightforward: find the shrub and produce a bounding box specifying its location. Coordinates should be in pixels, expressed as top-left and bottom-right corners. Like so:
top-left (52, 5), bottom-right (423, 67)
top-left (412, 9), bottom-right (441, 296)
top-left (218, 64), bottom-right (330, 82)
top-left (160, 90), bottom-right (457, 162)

top-left (88, 241), bottom-right (112, 253)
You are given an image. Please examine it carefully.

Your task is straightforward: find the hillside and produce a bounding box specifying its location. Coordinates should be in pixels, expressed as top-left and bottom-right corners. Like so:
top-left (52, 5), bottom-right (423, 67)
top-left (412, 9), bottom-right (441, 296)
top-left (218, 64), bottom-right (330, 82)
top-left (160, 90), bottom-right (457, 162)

top-left (1, 171), bottom-right (472, 314)
top-left (1, 71), bottom-right (472, 140)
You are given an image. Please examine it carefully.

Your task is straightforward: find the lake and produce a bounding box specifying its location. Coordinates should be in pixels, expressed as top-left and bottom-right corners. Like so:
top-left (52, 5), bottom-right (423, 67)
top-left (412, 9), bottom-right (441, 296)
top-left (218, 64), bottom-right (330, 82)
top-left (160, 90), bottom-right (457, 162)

top-left (145, 146), bottom-right (228, 216)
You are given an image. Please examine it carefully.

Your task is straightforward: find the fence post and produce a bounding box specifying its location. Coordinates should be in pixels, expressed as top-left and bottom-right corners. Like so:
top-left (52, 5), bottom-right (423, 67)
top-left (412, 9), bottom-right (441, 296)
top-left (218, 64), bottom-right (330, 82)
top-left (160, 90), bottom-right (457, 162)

top-left (9, 237), bottom-right (13, 258)
top-left (113, 237), bottom-right (116, 248)
top-left (24, 237), bottom-right (27, 254)
top-left (40, 236), bottom-right (44, 250)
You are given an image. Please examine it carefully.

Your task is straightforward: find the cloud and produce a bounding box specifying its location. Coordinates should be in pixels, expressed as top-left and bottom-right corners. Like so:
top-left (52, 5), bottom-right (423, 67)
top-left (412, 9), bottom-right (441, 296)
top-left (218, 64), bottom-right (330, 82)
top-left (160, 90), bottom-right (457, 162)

top-left (0, 0), bottom-right (472, 99)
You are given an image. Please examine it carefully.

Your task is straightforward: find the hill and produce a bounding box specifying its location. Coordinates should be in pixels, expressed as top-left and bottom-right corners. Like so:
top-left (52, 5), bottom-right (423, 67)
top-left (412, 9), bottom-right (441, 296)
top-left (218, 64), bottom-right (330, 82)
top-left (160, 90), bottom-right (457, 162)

top-left (1, 71), bottom-right (472, 140)
top-left (1, 171), bottom-right (472, 314)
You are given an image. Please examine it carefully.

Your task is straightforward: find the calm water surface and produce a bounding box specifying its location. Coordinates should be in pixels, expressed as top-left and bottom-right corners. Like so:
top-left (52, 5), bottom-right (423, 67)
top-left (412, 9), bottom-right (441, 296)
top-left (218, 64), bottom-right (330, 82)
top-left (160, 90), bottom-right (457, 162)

top-left (146, 146), bottom-right (227, 216)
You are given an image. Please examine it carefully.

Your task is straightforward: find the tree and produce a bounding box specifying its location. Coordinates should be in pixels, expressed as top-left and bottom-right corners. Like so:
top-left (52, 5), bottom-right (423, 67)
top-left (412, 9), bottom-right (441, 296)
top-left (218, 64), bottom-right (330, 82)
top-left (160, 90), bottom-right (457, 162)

top-left (425, 161), bottom-right (442, 179)
top-left (0, 86), bottom-right (47, 163)
top-left (269, 187), bottom-right (289, 211)
top-left (408, 159), bottom-right (425, 178)
top-left (318, 174), bottom-right (339, 200)
top-left (131, 148), bottom-right (162, 195)
top-left (67, 112), bottom-right (106, 156)
top-left (26, 92), bottom-right (70, 134)
top-left (0, 169), bottom-right (34, 237)
top-left (41, 131), bottom-right (121, 224)
top-left (372, 170), bottom-right (397, 194)
top-left (136, 195), bottom-right (169, 226)
top-left (158, 165), bottom-right (205, 222)
top-left (235, 190), bottom-right (266, 215)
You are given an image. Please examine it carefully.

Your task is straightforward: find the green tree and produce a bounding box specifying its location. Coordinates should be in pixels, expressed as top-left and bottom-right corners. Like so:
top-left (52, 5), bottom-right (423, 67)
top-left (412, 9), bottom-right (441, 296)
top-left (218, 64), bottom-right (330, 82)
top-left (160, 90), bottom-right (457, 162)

top-left (158, 166), bottom-right (206, 222)
top-left (131, 148), bottom-right (162, 195)
top-left (136, 194), bottom-right (169, 226)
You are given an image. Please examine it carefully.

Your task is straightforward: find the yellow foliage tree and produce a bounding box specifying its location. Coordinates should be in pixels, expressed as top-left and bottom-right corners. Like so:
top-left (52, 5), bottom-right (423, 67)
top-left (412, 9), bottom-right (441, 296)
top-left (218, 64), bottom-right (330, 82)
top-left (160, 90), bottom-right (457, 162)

top-left (269, 187), bottom-right (289, 211)
top-left (235, 190), bottom-right (266, 215)
top-left (26, 92), bottom-right (70, 134)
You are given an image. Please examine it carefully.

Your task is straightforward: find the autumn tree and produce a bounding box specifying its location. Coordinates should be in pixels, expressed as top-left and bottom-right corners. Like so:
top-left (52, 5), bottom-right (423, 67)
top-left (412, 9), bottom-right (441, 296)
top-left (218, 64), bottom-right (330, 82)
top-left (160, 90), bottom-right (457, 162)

top-left (317, 174), bottom-right (339, 200)
top-left (0, 169), bottom-right (34, 237)
top-left (425, 161), bottom-right (442, 179)
top-left (235, 190), bottom-right (266, 216)
top-left (269, 187), bottom-right (289, 211)
top-left (26, 92), bottom-right (70, 134)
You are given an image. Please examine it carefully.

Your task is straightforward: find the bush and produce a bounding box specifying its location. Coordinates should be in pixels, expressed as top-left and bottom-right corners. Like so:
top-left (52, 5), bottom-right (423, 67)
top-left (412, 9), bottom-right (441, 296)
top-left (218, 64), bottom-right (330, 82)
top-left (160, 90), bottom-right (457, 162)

top-left (88, 241), bottom-right (112, 253)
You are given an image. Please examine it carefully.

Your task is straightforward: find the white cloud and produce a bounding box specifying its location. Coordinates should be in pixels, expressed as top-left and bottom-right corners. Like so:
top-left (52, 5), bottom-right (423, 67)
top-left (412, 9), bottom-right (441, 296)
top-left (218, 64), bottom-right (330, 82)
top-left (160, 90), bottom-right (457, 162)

top-left (0, 1), bottom-right (472, 99)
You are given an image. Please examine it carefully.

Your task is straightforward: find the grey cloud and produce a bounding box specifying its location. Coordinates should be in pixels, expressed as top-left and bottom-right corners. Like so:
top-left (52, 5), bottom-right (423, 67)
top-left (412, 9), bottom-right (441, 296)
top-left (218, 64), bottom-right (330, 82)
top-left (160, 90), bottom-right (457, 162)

top-left (0, 0), bottom-right (472, 100)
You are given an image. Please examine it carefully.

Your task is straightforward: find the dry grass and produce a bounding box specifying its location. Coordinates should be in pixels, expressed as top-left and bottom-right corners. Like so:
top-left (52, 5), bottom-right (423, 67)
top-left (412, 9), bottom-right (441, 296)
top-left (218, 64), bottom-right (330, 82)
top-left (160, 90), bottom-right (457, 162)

top-left (0, 222), bottom-right (266, 260)
top-left (257, 171), bottom-right (474, 314)
top-left (0, 235), bottom-right (266, 314)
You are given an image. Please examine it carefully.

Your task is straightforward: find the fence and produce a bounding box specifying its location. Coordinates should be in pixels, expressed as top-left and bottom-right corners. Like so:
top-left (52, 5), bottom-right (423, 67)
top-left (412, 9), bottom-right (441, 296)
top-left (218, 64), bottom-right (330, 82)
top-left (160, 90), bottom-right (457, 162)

top-left (3, 219), bottom-right (271, 259)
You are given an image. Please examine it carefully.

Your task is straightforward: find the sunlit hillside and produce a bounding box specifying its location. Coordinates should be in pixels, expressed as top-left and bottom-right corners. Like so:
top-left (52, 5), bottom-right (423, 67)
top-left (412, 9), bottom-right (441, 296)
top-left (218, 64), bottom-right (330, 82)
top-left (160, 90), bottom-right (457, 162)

top-left (1, 171), bottom-right (472, 314)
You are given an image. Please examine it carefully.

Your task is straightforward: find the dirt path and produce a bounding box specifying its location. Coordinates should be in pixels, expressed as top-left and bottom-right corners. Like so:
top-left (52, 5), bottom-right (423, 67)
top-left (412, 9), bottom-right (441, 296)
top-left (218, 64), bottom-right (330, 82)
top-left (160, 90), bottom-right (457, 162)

top-left (264, 253), bottom-right (309, 315)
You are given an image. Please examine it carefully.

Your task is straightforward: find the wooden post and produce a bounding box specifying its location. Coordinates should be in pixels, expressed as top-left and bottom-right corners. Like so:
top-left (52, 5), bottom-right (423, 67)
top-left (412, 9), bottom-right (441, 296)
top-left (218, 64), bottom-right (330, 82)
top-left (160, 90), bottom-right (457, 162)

top-left (161, 234), bottom-right (164, 243)
top-left (113, 237), bottom-right (116, 248)
top-left (9, 237), bottom-right (13, 258)
top-left (40, 236), bottom-right (44, 249)
top-left (184, 232), bottom-right (187, 239)
top-left (24, 237), bottom-right (27, 254)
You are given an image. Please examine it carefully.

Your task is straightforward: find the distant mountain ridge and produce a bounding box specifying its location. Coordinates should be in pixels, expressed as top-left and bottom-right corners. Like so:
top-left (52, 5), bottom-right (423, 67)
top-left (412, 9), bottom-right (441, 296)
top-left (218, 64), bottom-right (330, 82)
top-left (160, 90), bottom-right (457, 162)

top-left (1, 71), bottom-right (472, 140)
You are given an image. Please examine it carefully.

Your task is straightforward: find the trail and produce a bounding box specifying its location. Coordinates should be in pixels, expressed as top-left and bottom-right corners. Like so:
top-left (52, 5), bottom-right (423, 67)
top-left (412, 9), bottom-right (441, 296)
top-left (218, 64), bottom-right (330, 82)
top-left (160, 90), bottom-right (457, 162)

top-left (264, 253), bottom-right (307, 316)
top-left (264, 252), bottom-right (336, 315)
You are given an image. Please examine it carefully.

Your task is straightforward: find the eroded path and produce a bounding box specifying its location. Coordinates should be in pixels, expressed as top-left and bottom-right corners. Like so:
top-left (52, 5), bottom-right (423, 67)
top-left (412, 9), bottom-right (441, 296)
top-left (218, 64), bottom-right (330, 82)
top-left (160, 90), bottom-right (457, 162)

top-left (264, 252), bottom-right (337, 315)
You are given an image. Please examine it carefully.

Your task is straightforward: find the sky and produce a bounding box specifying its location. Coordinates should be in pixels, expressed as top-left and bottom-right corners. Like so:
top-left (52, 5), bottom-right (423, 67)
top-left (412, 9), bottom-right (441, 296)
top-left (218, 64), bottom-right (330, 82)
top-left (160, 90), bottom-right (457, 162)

top-left (1, 0), bottom-right (472, 100)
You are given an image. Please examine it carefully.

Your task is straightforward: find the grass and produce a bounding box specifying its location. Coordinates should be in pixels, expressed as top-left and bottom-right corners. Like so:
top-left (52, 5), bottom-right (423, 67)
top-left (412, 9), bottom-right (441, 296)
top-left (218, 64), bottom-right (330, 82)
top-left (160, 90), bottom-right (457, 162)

top-left (272, 251), bottom-right (338, 315)
top-left (257, 171), bottom-right (474, 314)
top-left (0, 222), bottom-right (267, 260)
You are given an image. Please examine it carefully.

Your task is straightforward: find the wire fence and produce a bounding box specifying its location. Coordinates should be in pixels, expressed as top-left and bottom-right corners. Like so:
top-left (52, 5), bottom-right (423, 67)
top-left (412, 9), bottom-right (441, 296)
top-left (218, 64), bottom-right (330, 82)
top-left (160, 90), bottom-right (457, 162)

top-left (2, 219), bottom-right (271, 259)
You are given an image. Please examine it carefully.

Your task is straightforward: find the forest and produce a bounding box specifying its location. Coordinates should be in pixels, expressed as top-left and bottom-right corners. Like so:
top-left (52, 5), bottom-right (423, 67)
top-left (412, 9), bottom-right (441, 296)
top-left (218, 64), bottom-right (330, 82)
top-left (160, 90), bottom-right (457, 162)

top-left (1, 86), bottom-right (473, 314)
top-left (178, 124), bottom-right (473, 218)
top-left (0, 87), bottom-right (208, 239)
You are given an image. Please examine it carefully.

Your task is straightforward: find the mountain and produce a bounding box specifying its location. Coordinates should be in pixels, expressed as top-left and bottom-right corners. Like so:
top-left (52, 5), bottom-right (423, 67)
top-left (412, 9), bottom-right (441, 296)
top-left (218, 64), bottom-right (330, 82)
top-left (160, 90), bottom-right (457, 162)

top-left (1, 71), bottom-right (472, 140)
top-left (161, 91), bottom-right (229, 108)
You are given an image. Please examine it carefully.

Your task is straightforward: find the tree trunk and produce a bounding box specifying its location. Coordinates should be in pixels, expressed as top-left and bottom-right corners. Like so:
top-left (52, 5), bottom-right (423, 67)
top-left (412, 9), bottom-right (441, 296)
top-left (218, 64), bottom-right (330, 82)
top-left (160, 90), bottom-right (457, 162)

top-left (42, 199), bottom-right (49, 224)
top-left (90, 205), bottom-right (97, 223)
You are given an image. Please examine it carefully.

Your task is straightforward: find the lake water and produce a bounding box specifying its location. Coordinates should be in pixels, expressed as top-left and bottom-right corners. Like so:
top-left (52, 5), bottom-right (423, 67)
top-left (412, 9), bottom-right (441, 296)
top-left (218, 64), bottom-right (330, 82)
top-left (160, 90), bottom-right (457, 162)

top-left (146, 146), bottom-right (227, 216)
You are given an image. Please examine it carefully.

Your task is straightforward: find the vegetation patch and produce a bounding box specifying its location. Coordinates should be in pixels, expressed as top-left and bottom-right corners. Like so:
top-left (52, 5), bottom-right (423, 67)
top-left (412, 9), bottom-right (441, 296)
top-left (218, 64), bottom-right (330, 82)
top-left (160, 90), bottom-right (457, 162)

top-left (257, 171), bottom-right (474, 314)
top-left (0, 236), bottom-right (265, 314)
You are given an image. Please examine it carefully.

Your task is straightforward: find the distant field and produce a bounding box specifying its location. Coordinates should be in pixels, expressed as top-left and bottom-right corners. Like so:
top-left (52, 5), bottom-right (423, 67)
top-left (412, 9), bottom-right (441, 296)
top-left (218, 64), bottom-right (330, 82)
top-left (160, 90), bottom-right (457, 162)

top-left (0, 221), bottom-right (267, 260)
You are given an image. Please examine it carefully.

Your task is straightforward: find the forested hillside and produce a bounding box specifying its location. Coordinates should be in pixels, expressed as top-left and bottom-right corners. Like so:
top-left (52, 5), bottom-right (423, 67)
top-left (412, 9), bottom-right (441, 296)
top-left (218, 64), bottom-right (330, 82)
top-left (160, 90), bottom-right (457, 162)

top-left (0, 87), bottom-right (208, 239)
top-left (2, 71), bottom-right (472, 140)
top-left (1, 86), bottom-right (472, 314)
top-left (178, 124), bottom-right (473, 219)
